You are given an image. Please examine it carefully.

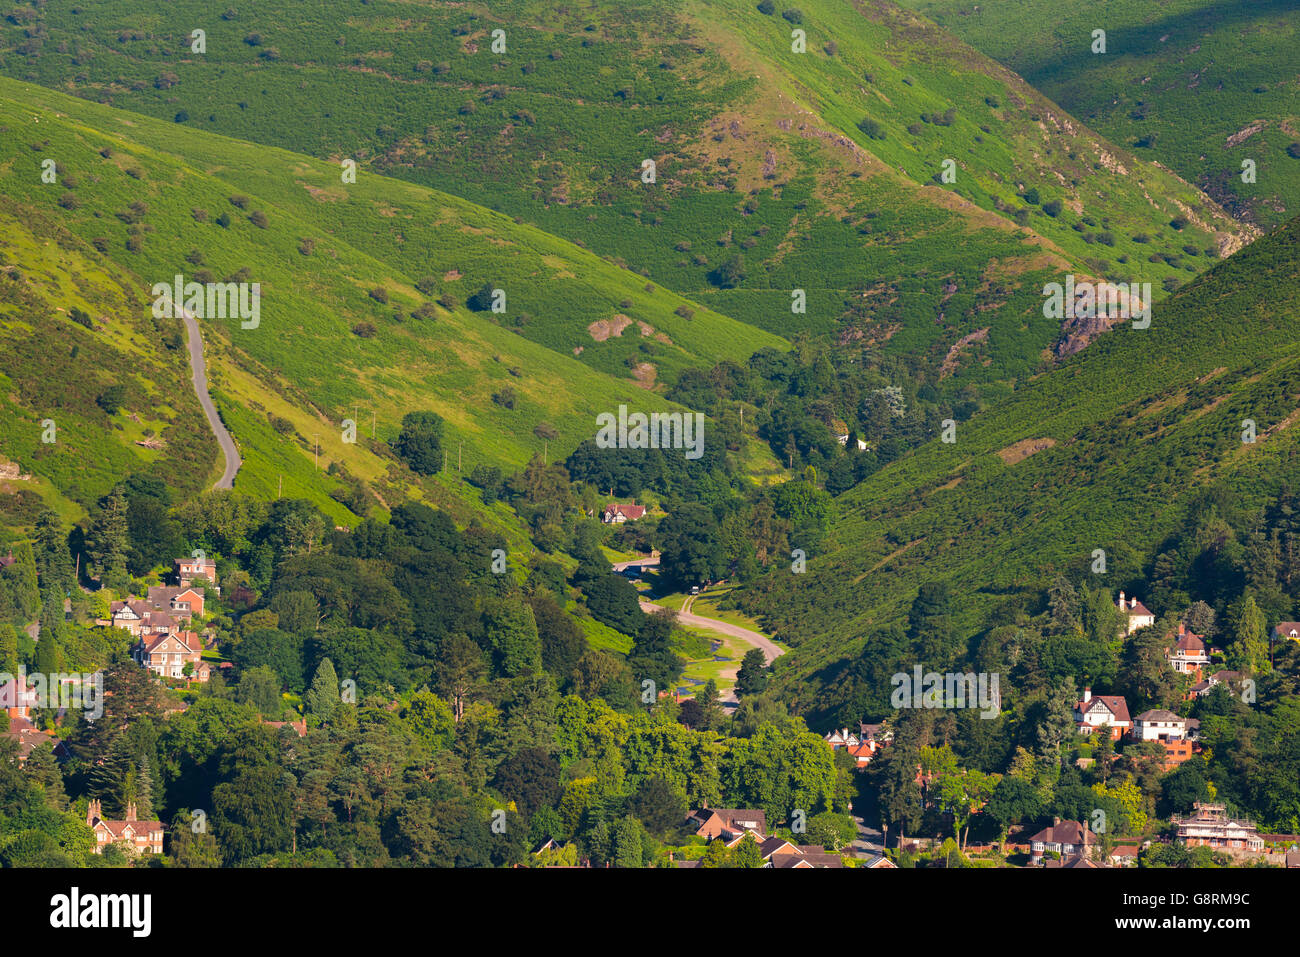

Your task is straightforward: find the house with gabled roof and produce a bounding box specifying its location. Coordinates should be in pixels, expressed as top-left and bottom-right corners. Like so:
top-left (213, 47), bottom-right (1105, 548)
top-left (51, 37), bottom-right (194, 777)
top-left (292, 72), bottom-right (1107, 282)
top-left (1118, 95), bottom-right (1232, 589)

top-left (146, 585), bottom-right (205, 619)
top-left (1117, 591), bottom-right (1156, 635)
top-left (686, 807), bottom-right (766, 842)
top-left (1028, 818), bottom-right (1097, 864)
top-left (174, 556), bottom-right (219, 593)
top-left (86, 799), bottom-right (163, 855)
top-left (602, 503), bottom-right (647, 524)
top-left (1166, 622), bottom-right (1210, 677)
top-left (135, 630), bottom-right (209, 681)
top-left (1189, 669), bottom-right (1245, 699)
top-left (1131, 709), bottom-right (1189, 742)
top-left (1074, 688), bottom-right (1131, 740)
top-left (1273, 622), bottom-right (1300, 641)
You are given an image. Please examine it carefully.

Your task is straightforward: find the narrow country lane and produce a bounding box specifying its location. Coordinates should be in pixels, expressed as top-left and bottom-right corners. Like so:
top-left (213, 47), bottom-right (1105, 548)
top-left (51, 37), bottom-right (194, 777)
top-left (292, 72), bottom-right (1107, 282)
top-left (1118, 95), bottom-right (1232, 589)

top-left (179, 305), bottom-right (241, 490)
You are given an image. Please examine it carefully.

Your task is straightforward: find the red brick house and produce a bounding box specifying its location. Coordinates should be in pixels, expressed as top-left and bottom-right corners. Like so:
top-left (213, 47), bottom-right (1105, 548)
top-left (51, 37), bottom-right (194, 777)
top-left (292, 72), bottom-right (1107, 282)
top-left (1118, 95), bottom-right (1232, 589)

top-left (174, 556), bottom-right (218, 592)
top-left (145, 585), bottom-right (205, 619)
top-left (135, 630), bottom-right (209, 681)
top-left (86, 799), bottom-right (164, 855)
top-left (687, 808), bottom-right (766, 841)
top-left (1166, 623), bottom-right (1210, 677)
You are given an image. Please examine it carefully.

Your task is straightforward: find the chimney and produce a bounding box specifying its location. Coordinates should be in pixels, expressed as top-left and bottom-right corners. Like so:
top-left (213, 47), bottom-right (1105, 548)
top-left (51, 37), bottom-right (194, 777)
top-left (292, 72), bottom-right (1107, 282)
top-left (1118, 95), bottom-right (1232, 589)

top-left (1083, 687), bottom-right (1092, 703)
top-left (1053, 817), bottom-right (1061, 827)
top-left (86, 798), bottom-right (100, 826)
top-left (1118, 591), bottom-right (1125, 607)
top-left (126, 802), bottom-right (137, 822)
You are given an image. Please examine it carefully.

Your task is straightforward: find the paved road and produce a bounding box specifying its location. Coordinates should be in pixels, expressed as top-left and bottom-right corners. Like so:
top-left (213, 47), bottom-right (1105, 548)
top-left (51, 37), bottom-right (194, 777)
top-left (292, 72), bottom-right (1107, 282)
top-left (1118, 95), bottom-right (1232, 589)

top-left (637, 593), bottom-right (784, 706)
top-left (179, 305), bottom-right (241, 490)
top-left (612, 555), bottom-right (659, 572)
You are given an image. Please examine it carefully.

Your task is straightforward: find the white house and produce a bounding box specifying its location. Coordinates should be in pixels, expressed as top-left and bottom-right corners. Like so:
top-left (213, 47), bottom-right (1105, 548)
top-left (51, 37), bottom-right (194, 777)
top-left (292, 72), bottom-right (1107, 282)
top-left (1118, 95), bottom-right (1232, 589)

top-left (1117, 592), bottom-right (1156, 635)
top-left (1131, 709), bottom-right (1188, 742)
top-left (1075, 688), bottom-right (1132, 740)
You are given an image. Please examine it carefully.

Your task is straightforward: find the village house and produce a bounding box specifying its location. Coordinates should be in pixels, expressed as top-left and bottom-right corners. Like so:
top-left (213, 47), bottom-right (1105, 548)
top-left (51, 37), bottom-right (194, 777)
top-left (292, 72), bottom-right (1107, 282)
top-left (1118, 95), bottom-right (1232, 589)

top-left (1074, 688), bottom-right (1131, 740)
top-left (1131, 709), bottom-right (1201, 768)
top-left (145, 585), bottom-right (205, 619)
top-left (1131, 709), bottom-right (1190, 742)
top-left (174, 556), bottom-right (219, 593)
top-left (756, 836), bottom-right (844, 869)
top-left (1116, 592), bottom-right (1156, 636)
top-left (134, 630), bottom-right (210, 681)
top-left (109, 599), bottom-right (179, 639)
top-left (825, 723), bottom-right (891, 768)
top-left (1165, 623), bottom-right (1210, 677)
top-left (1273, 621), bottom-right (1300, 641)
top-left (0, 549), bottom-right (15, 569)
top-left (1043, 853), bottom-right (1105, 868)
top-left (1172, 803), bottom-right (1265, 856)
top-left (1027, 819), bottom-right (1097, 865)
top-left (686, 807), bottom-right (766, 842)
top-left (836, 434), bottom-right (870, 451)
top-left (86, 799), bottom-right (164, 856)
top-left (601, 503), bottom-right (647, 524)
top-left (1189, 669), bottom-right (1244, 700)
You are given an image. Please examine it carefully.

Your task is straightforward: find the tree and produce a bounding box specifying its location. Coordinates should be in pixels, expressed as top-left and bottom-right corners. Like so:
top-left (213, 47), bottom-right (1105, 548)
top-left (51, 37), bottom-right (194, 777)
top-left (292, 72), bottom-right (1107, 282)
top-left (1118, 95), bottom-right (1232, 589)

top-left (1184, 600), bottom-right (1216, 637)
top-left (1036, 677), bottom-right (1077, 763)
top-left (168, 809), bottom-right (223, 867)
top-left (86, 486), bottom-right (130, 589)
top-left (392, 411), bottom-right (445, 475)
top-left (732, 832), bottom-right (763, 867)
top-left (986, 776), bottom-right (1044, 843)
top-left (484, 598), bottom-right (542, 677)
top-left (494, 747), bottom-right (562, 817)
top-left (235, 665), bottom-right (283, 717)
top-left (1225, 593), bottom-right (1270, 675)
top-left (304, 657), bottom-right (340, 721)
top-left (736, 648), bottom-right (769, 697)
top-left (626, 610), bottom-right (684, 694)
top-left (32, 510), bottom-right (75, 591)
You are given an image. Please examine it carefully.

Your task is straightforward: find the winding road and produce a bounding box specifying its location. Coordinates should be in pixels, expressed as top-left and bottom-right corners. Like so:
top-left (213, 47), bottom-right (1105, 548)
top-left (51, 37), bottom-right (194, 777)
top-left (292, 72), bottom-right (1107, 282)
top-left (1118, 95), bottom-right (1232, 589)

top-left (179, 305), bottom-right (241, 490)
top-left (621, 554), bottom-right (785, 704)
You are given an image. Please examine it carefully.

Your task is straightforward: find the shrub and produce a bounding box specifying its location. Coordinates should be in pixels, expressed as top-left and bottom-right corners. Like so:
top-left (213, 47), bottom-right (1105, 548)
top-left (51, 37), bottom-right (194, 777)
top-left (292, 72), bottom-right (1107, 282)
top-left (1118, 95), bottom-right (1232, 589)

top-left (857, 116), bottom-right (886, 140)
top-left (758, 0), bottom-right (776, 12)
top-left (352, 322), bottom-right (377, 338)
top-left (782, 8), bottom-right (804, 24)
top-left (248, 209), bottom-right (269, 228)
top-left (1042, 199), bottom-right (1063, 217)
top-left (368, 287), bottom-right (389, 304)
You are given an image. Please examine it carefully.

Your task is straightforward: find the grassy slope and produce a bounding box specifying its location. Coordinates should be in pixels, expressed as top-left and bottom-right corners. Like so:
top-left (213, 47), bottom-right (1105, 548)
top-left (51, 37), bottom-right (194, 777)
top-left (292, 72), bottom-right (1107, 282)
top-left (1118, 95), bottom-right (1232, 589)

top-left (0, 0), bottom-right (1251, 391)
top-left (897, 0), bottom-right (1300, 229)
top-left (746, 211), bottom-right (1300, 701)
top-left (0, 195), bottom-right (216, 525)
top-left (0, 76), bottom-right (781, 533)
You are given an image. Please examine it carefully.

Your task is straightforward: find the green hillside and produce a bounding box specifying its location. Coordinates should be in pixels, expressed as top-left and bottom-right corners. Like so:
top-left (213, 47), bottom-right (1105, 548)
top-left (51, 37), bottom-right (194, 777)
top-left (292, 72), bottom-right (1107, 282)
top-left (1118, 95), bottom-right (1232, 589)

top-left (0, 0), bottom-right (1251, 391)
top-left (0, 75), bottom-right (781, 529)
top-left (898, 0), bottom-right (1300, 229)
top-left (743, 210), bottom-right (1300, 695)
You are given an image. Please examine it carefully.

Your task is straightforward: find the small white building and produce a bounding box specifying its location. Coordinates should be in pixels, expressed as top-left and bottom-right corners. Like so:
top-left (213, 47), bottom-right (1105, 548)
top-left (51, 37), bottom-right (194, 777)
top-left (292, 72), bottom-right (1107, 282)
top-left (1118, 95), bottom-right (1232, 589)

top-left (1132, 709), bottom-right (1188, 742)
top-left (1117, 592), bottom-right (1156, 635)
